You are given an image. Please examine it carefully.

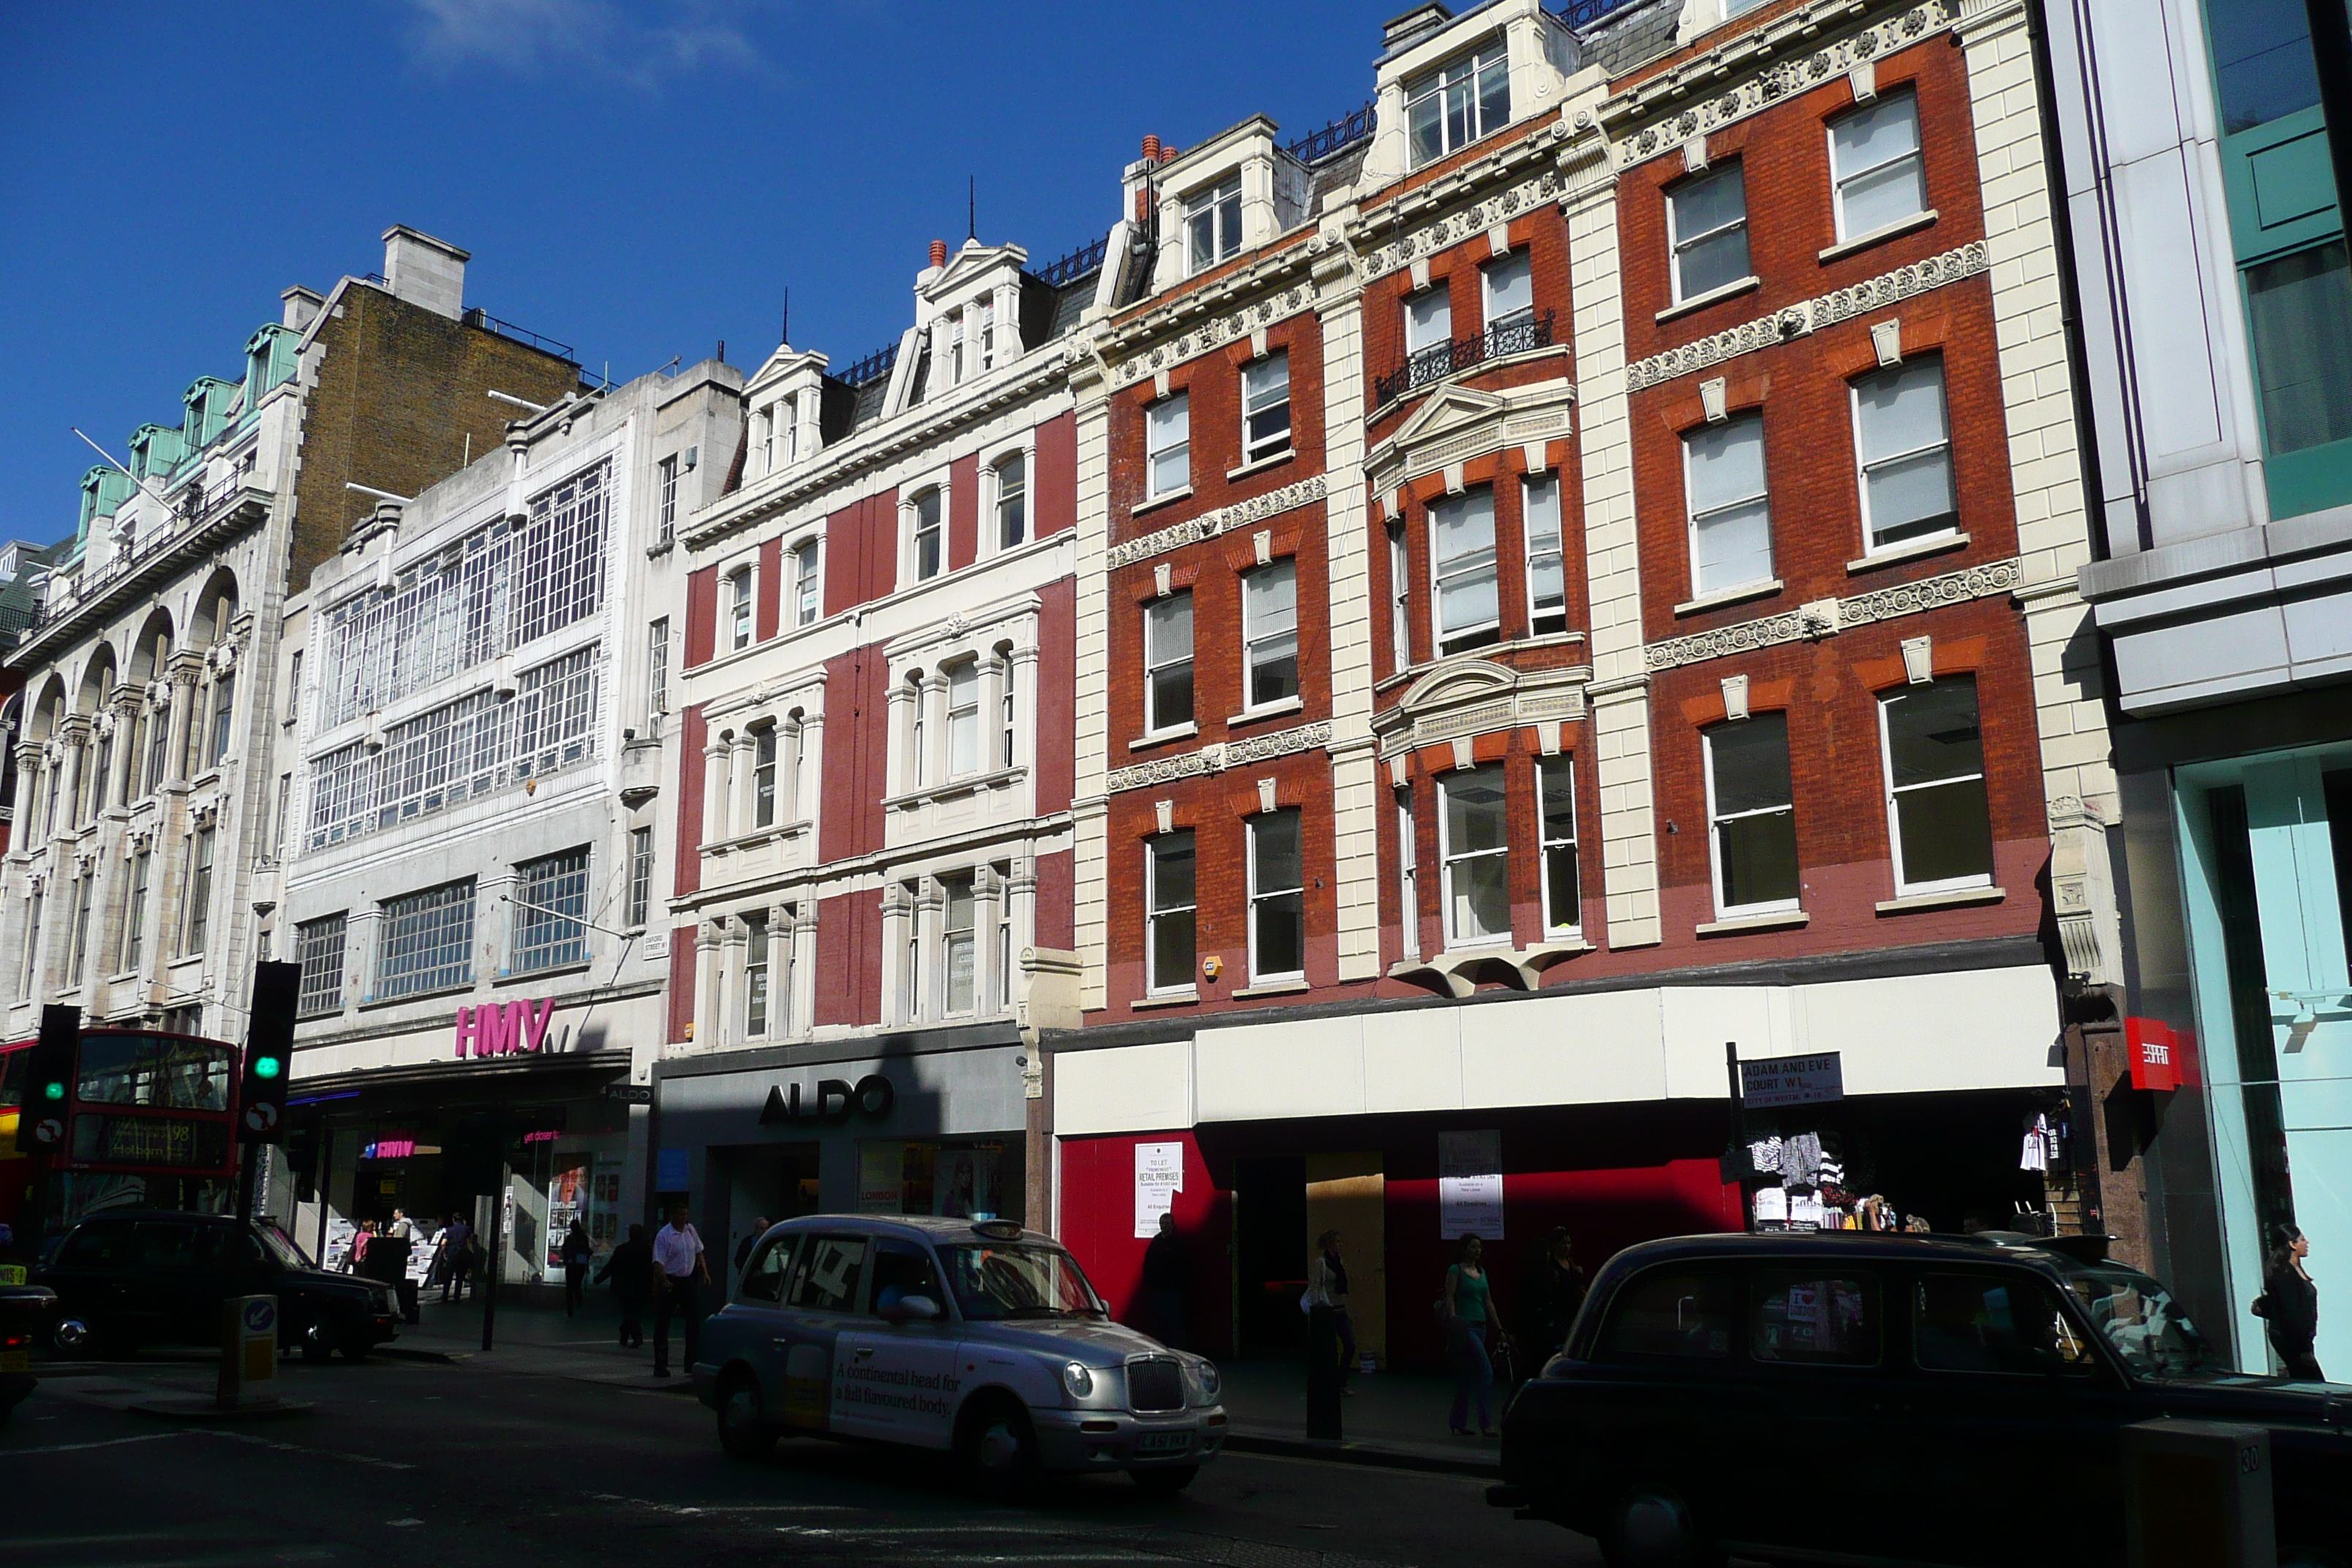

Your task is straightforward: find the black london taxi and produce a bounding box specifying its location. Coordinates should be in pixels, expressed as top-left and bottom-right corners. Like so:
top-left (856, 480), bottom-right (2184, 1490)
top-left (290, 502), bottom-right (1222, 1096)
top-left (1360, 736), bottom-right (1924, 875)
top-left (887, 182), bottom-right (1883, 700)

top-left (696, 1215), bottom-right (1226, 1491)
top-left (1, 1263), bottom-right (53, 1423)
top-left (1488, 1232), bottom-right (2351, 1568)
top-left (35, 1210), bottom-right (399, 1362)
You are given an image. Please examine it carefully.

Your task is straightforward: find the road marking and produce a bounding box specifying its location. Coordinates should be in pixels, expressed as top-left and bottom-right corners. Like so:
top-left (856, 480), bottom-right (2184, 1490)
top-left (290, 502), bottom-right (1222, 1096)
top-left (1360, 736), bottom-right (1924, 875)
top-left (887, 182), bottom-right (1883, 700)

top-left (4, 1432), bottom-right (194, 1456)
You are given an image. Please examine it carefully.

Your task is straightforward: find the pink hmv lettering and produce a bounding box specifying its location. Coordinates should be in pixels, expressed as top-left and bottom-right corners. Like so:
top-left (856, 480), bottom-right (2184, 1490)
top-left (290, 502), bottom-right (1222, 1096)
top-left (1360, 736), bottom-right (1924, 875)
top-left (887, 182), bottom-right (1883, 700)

top-left (453, 998), bottom-right (558, 1058)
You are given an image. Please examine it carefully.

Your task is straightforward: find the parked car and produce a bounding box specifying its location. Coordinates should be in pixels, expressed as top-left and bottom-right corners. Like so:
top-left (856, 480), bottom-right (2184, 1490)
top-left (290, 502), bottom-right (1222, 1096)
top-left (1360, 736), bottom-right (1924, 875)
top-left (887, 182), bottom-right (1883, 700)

top-left (1490, 1232), bottom-right (2352, 1568)
top-left (34, 1210), bottom-right (399, 1362)
top-left (1, 1264), bottom-right (54, 1423)
top-left (696, 1215), bottom-right (1226, 1491)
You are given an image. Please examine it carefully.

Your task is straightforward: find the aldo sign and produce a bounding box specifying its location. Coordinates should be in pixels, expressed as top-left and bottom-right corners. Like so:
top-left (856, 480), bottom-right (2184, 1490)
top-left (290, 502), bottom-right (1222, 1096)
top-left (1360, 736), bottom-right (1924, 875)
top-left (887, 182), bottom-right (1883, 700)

top-left (759, 1074), bottom-right (897, 1127)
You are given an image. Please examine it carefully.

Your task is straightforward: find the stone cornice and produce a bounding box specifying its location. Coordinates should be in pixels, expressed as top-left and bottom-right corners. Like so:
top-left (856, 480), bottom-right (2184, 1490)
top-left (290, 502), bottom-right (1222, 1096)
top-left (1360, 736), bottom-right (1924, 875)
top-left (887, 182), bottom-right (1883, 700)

top-left (1104, 475), bottom-right (1331, 571)
top-left (1104, 719), bottom-right (1335, 796)
top-left (1097, 238), bottom-right (1323, 390)
top-left (1643, 556), bottom-right (2023, 671)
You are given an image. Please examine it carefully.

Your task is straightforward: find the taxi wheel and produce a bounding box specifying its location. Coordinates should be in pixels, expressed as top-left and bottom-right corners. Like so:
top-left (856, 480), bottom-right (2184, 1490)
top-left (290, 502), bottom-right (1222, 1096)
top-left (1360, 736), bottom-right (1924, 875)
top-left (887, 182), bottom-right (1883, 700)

top-left (959, 1395), bottom-right (1040, 1493)
top-left (299, 1324), bottom-right (334, 1365)
top-left (1129, 1464), bottom-right (1199, 1496)
top-left (1601, 1489), bottom-right (1724, 1568)
top-left (717, 1375), bottom-right (778, 1460)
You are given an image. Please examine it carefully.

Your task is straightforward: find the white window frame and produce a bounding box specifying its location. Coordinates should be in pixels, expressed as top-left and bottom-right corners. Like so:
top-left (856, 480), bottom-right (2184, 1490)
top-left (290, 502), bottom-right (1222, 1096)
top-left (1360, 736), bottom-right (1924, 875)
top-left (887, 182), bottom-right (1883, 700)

top-left (1186, 176), bottom-right (1244, 275)
top-left (1684, 412), bottom-right (1775, 597)
top-left (1144, 591), bottom-right (1194, 734)
top-left (910, 487), bottom-right (945, 582)
top-left (996, 649), bottom-right (1017, 771)
top-left (1438, 764), bottom-right (1510, 947)
top-left (1405, 286), bottom-right (1453, 354)
top-left (1429, 486), bottom-right (1501, 656)
top-left (1241, 352), bottom-right (1292, 464)
top-left (1241, 559), bottom-right (1299, 712)
top-left (992, 450), bottom-right (1028, 551)
top-left (1668, 163), bottom-right (1752, 304)
top-left (1851, 357), bottom-right (1957, 553)
top-left (657, 455), bottom-right (678, 544)
top-left (1877, 678), bottom-right (1995, 897)
top-left (1537, 756), bottom-right (1581, 935)
top-left (1396, 786), bottom-right (1420, 958)
top-left (728, 567), bottom-right (754, 652)
top-left (745, 911), bottom-right (770, 1036)
top-left (1389, 522), bottom-right (1413, 670)
top-left (1523, 473), bottom-right (1567, 635)
top-left (905, 673), bottom-right (928, 791)
top-left (946, 660), bottom-right (981, 779)
top-left (1703, 717), bottom-right (1802, 919)
top-left (1481, 249), bottom-right (1534, 333)
top-left (941, 871), bottom-right (977, 1017)
top-left (627, 826), bottom-right (654, 928)
top-left (753, 724), bottom-right (779, 827)
top-left (1146, 393), bottom-right (1191, 500)
top-left (1145, 830), bottom-right (1198, 995)
top-left (900, 880), bottom-right (921, 1019)
top-left (646, 617), bottom-right (669, 727)
top-left (1246, 808), bottom-right (1305, 983)
top-left (1404, 38), bottom-right (1512, 169)
top-left (791, 538), bottom-right (821, 626)
top-left (1828, 88), bottom-right (1926, 242)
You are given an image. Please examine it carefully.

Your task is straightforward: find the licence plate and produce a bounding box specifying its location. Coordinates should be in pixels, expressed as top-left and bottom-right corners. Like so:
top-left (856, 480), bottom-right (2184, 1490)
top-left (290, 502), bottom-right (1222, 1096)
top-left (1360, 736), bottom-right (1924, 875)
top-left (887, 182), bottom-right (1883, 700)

top-left (0, 1264), bottom-right (24, 1286)
top-left (1135, 1431), bottom-right (1191, 1455)
top-left (1, 1350), bottom-right (29, 1373)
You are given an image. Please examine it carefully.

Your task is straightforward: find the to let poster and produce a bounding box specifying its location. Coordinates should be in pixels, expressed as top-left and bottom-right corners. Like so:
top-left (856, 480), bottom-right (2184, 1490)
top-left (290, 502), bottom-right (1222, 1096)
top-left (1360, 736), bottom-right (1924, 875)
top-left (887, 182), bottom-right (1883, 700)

top-left (1437, 1130), bottom-right (1504, 1240)
top-left (1134, 1142), bottom-right (1184, 1238)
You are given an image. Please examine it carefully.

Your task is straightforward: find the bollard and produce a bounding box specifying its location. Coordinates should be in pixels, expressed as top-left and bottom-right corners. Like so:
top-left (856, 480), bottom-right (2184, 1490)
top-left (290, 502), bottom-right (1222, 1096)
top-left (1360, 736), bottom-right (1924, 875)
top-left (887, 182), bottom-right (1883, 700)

top-left (216, 1294), bottom-right (282, 1411)
top-left (2124, 1418), bottom-right (2274, 1568)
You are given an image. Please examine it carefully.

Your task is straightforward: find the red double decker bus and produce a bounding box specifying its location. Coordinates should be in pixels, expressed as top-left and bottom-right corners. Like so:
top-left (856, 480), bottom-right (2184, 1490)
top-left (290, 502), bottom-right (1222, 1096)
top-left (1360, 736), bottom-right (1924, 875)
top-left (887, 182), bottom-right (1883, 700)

top-left (4, 1030), bottom-right (242, 1235)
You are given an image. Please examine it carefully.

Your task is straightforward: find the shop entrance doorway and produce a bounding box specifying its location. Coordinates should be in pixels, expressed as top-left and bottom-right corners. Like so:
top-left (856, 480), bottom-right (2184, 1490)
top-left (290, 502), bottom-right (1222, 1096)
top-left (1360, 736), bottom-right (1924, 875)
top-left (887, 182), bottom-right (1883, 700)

top-left (1305, 1153), bottom-right (1386, 1371)
top-left (1235, 1155), bottom-right (1307, 1358)
top-left (715, 1142), bottom-right (821, 1284)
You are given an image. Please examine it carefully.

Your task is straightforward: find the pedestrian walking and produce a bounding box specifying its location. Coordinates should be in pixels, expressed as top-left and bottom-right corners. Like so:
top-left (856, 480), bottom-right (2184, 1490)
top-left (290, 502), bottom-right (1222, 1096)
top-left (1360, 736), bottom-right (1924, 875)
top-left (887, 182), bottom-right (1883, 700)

top-left (596, 1224), bottom-right (653, 1349)
top-left (374, 1209), bottom-right (418, 1323)
top-left (734, 1216), bottom-right (770, 1281)
top-left (437, 1213), bottom-right (475, 1303)
top-left (1518, 1227), bottom-right (1588, 1363)
top-left (2256, 1222), bottom-right (2325, 1382)
top-left (651, 1205), bottom-right (710, 1378)
top-left (343, 1220), bottom-right (374, 1274)
top-left (1140, 1212), bottom-right (1188, 1350)
top-left (1305, 1229), bottom-right (1358, 1391)
top-left (559, 1219), bottom-right (594, 1319)
top-left (1441, 1234), bottom-right (1501, 1438)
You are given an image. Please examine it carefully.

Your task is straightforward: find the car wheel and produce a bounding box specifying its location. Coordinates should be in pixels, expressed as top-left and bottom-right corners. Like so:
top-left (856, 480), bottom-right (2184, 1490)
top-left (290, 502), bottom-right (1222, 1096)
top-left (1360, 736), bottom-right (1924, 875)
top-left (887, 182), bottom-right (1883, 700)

top-left (717, 1373), bottom-right (777, 1460)
top-left (48, 1316), bottom-right (98, 1357)
top-left (958, 1395), bottom-right (1040, 1496)
top-left (337, 1336), bottom-right (371, 1362)
top-left (300, 1323), bottom-right (333, 1365)
top-left (1129, 1464), bottom-right (1199, 1496)
top-left (1602, 1489), bottom-right (1724, 1568)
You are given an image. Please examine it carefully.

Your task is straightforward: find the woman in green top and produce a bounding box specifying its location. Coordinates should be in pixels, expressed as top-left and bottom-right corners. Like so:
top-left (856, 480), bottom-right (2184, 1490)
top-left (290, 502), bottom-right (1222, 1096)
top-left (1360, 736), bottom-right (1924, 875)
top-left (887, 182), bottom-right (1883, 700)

top-left (1444, 1234), bottom-right (1499, 1436)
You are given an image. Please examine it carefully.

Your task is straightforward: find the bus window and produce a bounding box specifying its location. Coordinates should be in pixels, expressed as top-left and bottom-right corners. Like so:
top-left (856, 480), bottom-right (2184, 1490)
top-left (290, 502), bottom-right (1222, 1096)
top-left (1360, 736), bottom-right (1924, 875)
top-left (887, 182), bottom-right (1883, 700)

top-left (0, 1044), bottom-right (26, 1109)
top-left (75, 1034), bottom-right (233, 1112)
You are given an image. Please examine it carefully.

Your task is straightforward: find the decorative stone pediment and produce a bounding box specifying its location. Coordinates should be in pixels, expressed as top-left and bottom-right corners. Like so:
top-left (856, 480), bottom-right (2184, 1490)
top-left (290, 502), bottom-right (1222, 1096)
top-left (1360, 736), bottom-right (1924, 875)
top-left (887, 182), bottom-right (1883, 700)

top-left (1366, 380), bottom-right (1575, 497)
top-left (1373, 656), bottom-right (1590, 759)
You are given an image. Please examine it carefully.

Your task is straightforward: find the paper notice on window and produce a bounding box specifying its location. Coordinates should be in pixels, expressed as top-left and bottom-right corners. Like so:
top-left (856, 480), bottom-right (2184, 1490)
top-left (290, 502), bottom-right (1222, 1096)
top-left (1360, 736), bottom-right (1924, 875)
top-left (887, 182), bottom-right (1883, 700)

top-left (1437, 1130), bottom-right (1504, 1240)
top-left (1135, 1142), bottom-right (1184, 1238)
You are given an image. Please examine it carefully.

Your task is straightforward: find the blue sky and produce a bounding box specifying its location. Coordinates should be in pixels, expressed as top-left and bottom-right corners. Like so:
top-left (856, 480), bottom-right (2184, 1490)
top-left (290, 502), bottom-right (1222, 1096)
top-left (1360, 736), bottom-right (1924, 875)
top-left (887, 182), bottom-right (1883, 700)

top-left (0, 0), bottom-right (1385, 546)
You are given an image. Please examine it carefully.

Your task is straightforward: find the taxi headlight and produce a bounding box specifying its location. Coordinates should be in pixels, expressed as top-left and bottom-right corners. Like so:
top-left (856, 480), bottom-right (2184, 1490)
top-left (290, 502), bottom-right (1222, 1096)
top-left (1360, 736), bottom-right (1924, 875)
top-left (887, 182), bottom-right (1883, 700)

top-left (1062, 1360), bottom-right (1095, 1400)
top-left (1183, 1357), bottom-right (1220, 1403)
top-left (1196, 1360), bottom-right (1220, 1401)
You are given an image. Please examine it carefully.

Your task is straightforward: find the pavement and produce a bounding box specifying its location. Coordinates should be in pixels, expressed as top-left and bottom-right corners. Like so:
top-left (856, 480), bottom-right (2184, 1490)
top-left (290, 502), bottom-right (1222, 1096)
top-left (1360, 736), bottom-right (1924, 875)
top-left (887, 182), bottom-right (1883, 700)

top-left (384, 1292), bottom-right (1504, 1474)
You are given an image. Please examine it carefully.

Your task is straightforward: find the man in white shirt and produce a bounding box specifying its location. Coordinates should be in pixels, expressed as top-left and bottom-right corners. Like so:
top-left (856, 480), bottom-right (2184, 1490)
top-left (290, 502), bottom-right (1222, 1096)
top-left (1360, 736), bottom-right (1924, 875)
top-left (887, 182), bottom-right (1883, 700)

top-left (651, 1204), bottom-right (709, 1378)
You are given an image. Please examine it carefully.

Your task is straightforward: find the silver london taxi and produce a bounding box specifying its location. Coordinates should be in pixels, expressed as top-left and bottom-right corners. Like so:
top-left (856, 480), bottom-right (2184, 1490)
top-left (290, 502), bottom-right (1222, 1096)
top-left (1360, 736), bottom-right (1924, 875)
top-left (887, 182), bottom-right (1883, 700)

top-left (694, 1215), bottom-right (1226, 1491)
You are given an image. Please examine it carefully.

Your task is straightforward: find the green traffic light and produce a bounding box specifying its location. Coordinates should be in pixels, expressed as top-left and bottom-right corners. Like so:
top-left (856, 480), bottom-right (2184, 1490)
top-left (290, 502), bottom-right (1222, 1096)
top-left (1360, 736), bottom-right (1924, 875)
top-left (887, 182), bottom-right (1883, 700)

top-left (42, 1080), bottom-right (64, 1100)
top-left (254, 1056), bottom-right (282, 1079)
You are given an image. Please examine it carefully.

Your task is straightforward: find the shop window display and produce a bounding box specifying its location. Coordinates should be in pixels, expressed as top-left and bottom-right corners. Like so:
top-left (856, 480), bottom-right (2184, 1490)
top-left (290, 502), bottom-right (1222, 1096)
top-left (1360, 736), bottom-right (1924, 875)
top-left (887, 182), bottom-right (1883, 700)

top-left (856, 1140), bottom-right (1010, 1222)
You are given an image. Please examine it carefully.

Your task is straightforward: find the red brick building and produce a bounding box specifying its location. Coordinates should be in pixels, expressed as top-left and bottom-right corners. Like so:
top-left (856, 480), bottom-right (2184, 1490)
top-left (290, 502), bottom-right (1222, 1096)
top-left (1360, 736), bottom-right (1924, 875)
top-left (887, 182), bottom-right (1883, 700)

top-left (1053, 0), bottom-right (2119, 1368)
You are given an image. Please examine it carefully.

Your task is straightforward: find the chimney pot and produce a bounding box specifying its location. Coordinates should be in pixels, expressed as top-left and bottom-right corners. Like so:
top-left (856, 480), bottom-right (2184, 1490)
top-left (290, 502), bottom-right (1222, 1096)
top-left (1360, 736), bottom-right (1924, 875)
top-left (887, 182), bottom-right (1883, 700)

top-left (1142, 134), bottom-right (1161, 162)
top-left (929, 238), bottom-right (949, 268)
top-left (1158, 145), bottom-right (1179, 164)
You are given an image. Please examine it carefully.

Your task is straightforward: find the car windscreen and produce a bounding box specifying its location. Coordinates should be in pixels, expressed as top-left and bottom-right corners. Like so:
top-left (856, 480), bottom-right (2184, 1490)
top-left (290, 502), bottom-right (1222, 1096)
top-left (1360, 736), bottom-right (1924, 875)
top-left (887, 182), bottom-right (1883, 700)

top-left (938, 1243), bottom-right (1106, 1321)
top-left (258, 1224), bottom-right (314, 1271)
top-left (2054, 1260), bottom-right (2221, 1378)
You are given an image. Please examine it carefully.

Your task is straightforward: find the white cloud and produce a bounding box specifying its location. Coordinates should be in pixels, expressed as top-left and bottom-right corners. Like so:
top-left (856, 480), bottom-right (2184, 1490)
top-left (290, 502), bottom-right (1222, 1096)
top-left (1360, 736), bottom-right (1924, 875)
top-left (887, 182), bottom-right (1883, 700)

top-left (399, 0), bottom-right (769, 87)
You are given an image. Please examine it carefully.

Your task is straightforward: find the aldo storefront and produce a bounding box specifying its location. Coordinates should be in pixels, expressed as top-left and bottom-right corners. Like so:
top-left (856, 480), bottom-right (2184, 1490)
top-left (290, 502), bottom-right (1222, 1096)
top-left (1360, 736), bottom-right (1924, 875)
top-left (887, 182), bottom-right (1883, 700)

top-left (651, 1024), bottom-right (1036, 1272)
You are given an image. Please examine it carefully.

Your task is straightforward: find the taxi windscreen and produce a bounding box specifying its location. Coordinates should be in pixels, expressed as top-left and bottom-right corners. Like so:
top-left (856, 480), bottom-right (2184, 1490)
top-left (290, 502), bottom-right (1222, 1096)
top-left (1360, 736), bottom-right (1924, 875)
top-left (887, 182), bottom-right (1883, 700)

top-left (941, 1243), bottom-right (1106, 1321)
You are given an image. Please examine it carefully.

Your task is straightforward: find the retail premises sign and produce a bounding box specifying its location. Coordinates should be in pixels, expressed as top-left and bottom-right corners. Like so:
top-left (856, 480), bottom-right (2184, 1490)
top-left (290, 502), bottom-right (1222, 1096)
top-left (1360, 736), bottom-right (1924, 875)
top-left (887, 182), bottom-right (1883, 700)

top-left (1738, 1052), bottom-right (1844, 1109)
top-left (454, 998), bottom-right (557, 1059)
top-left (759, 1074), bottom-right (897, 1127)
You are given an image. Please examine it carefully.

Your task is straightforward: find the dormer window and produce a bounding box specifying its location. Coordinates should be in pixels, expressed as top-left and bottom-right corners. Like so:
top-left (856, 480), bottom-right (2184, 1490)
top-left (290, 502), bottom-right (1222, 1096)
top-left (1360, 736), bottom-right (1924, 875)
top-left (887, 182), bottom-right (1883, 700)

top-left (1406, 39), bottom-right (1510, 170)
top-left (1186, 178), bottom-right (1244, 275)
top-left (780, 395), bottom-right (800, 465)
top-left (949, 312), bottom-right (968, 386)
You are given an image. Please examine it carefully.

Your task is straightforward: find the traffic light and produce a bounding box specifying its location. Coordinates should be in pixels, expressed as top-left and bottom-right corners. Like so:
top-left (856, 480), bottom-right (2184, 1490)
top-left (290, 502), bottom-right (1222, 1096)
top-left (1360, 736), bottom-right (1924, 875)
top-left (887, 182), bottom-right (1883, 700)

top-left (12, 1005), bottom-right (78, 1155)
top-left (238, 962), bottom-right (299, 1145)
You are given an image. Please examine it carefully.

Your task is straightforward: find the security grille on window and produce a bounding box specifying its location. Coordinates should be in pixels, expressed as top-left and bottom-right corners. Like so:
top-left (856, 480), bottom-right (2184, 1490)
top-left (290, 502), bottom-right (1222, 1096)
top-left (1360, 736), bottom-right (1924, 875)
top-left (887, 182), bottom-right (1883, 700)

top-left (995, 454), bottom-right (1027, 549)
top-left (378, 880), bottom-right (475, 999)
top-left (184, 827), bottom-right (215, 954)
top-left (1440, 764), bottom-right (1509, 944)
top-left (1145, 592), bottom-right (1194, 731)
top-left (946, 663), bottom-right (981, 777)
top-left (793, 540), bottom-right (821, 626)
top-left (754, 725), bottom-right (779, 826)
top-left (1431, 487), bottom-right (1500, 655)
top-left (1686, 413), bottom-right (1774, 595)
top-left (1242, 353), bottom-right (1292, 464)
top-left (121, 850), bottom-right (151, 972)
top-left (1406, 41), bottom-right (1510, 168)
top-left (296, 913), bottom-right (347, 1017)
top-left (1705, 715), bottom-right (1801, 916)
top-left (1147, 830), bottom-right (1197, 993)
top-left (657, 456), bottom-right (678, 544)
top-left (1539, 758), bottom-right (1580, 933)
top-left (516, 848), bottom-right (590, 972)
top-left (745, 912), bottom-right (770, 1036)
top-left (1880, 676), bottom-right (1994, 893)
top-left (729, 569), bottom-right (754, 651)
top-left (627, 826), bottom-right (654, 927)
top-left (1523, 475), bottom-right (1567, 635)
top-left (646, 618), bottom-right (669, 729)
top-left (1830, 91), bottom-right (1926, 241)
top-left (1248, 809), bottom-right (1305, 981)
top-left (1482, 251), bottom-right (1535, 338)
top-left (1146, 394), bottom-right (1190, 499)
top-left (943, 872), bottom-right (977, 1014)
top-left (1187, 178), bottom-right (1244, 274)
top-left (1243, 560), bottom-right (1300, 708)
top-left (912, 489), bottom-right (944, 581)
top-left (1396, 787), bottom-right (1420, 957)
top-left (1670, 164), bottom-right (1752, 301)
top-left (1853, 357), bottom-right (1956, 550)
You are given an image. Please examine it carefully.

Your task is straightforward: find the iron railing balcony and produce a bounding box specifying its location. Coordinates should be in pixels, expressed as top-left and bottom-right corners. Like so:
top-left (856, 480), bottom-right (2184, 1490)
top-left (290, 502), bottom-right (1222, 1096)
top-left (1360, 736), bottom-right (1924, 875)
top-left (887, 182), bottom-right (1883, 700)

top-left (1373, 310), bottom-right (1557, 406)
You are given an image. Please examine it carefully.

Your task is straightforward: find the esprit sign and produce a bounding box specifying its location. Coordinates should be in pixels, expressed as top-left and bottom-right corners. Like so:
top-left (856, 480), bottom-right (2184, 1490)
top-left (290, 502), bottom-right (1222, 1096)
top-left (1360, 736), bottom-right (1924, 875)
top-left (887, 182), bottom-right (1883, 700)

top-left (759, 1074), bottom-right (897, 1127)
top-left (454, 998), bottom-right (558, 1059)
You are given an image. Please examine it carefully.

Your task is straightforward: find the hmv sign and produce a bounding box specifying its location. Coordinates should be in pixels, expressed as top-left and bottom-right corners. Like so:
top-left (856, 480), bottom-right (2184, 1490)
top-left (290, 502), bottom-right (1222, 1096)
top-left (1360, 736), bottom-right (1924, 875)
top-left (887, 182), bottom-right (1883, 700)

top-left (454, 998), bottom-right (559, 1059)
